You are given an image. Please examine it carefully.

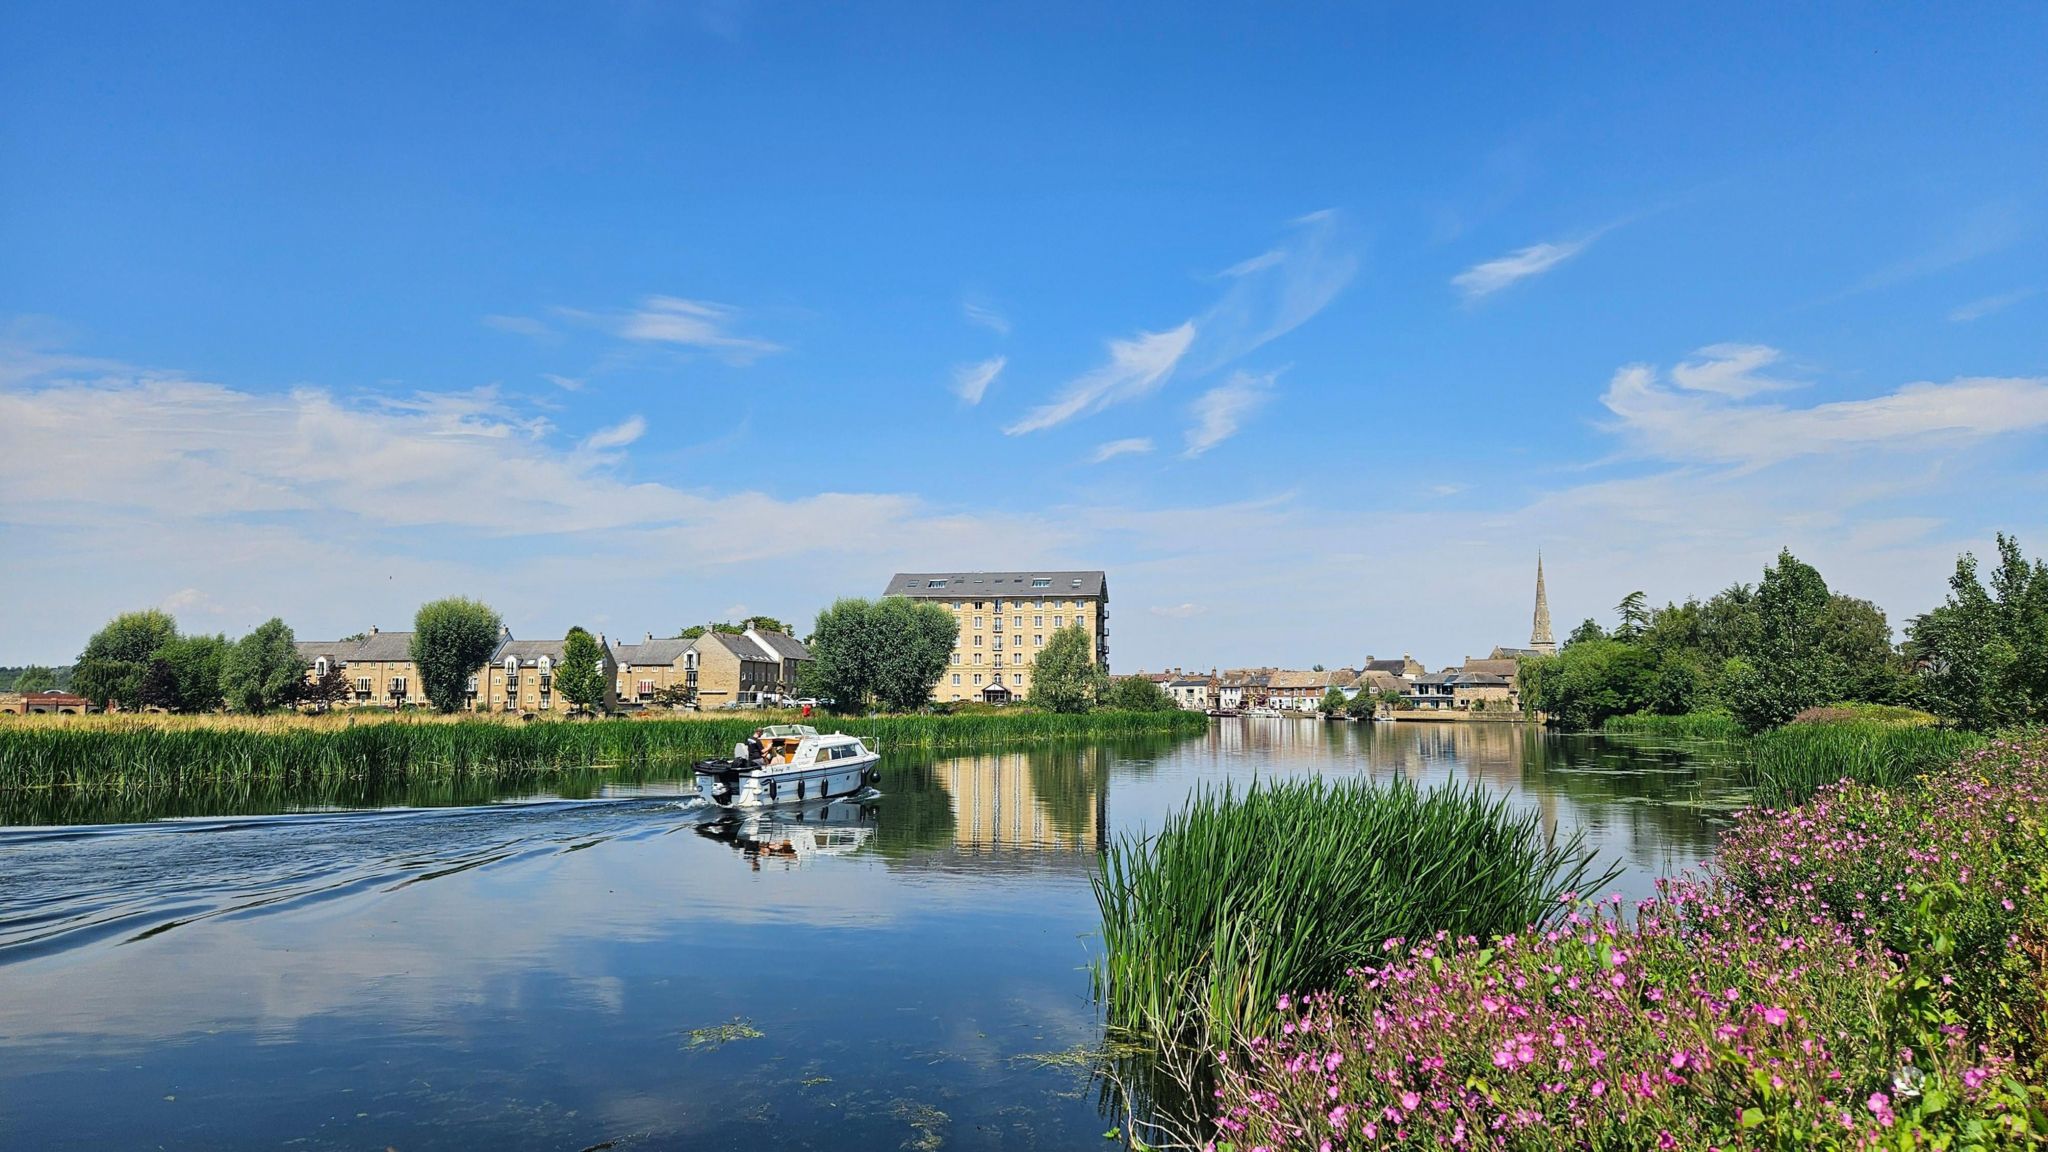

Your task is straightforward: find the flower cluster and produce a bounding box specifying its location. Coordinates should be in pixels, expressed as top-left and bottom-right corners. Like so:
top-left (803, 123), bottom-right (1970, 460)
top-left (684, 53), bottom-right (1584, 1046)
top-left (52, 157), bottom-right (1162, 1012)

top-left (1210, 736), bottom-right (2048, 1150)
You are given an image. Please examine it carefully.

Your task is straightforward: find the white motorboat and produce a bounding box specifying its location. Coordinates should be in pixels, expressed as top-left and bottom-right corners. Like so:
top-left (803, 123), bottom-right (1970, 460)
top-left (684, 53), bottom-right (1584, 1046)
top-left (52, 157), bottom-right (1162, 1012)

top-left (692, 724), bottom-right (880, 809)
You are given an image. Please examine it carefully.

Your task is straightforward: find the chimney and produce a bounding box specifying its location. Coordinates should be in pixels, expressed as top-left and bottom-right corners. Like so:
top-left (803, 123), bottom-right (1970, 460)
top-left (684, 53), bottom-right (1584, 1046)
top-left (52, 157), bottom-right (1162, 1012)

top-left (370, 625), bottom-right (379, 635)
top-left (645, 631), bottom-right (654, 643)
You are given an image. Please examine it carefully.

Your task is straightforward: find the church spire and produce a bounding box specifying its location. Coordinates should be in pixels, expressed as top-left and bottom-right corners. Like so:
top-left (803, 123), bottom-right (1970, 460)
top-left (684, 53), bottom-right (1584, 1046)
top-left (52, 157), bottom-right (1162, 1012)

top-left (1530, 553), bottom-right (1556, 655)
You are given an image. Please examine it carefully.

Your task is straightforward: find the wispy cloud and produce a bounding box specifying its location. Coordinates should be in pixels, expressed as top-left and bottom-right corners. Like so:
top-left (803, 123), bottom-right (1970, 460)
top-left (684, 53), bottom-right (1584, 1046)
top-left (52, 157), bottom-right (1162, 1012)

top-left (1184, 371), bottom-right (1275, 457)
top-left (1453, 237), bottom-right (1592, 300)
top-left (580, 415), bottom-right (646, 452)
top-left (1601, 344), bottom-right (2048, 469)
top-left (1089, 437), bottom-right (1154, 463)
top-left (1004, 323), bottom-right (1196, 435)
top-left (1667, 343), bottom-right (1797, 398)
top-left (951, 356), bottom-right (1005, 405)
top-left (607, 296), bottom-right (783, 362)
top-left (483, 314), bottom-right (552, 339)
top-left (963, 298), bottom-right (1011, 337)
top-left (1949, 287), bottom-right (2037, 323)
top-left (541, 373), bottom-right (585, 392)
top-left (1834, 199), bottom-right (2026, 301)
top-left (1149, 602), bottom-right (1204, 619)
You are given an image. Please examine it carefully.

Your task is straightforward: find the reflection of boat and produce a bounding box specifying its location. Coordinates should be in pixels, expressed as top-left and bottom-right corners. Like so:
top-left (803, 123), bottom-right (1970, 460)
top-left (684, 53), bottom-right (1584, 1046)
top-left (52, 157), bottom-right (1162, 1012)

top-left (695, 798), bottom-right (878, 866)
top-left (692, 724), bottom-right (880, 809)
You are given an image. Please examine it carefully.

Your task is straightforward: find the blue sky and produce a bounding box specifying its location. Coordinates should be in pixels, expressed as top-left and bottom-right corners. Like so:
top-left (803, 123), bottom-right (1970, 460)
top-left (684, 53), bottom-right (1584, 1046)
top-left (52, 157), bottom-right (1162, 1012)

top-left (3, 3), bottom-right (2045, 669)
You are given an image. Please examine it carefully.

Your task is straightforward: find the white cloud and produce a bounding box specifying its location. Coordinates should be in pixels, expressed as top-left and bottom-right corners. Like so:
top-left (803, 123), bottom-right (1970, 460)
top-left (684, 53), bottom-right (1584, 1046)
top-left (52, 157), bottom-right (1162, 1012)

top-left (541, 373), bottom-right (585, 391)
top-left (1601, 345), bottom-right (2048, 468)
top-left (963, 298), bottom-right (1011, 336)
top-left (1184, 371), bottom-right (1274, 457)
top-left (1667, 343), bottom-right (1797, 398)
top-left (1949, 288), bottom-right (2037, 323)
top-left (483, 314), bottom-right (552, 339)
top-left (1089, 437), bottom-right (1154, 463)
top-left (581, 415), bottom-right (646, 452)
top-left (1452, 238), bottom-right (1590, 300)
top-left (610, 296), bottom-right (782, 361)
top-left (162, 587), bottom-right (225, 616)
top-left (951, 356), bottom-right (1005, 405)
top-left (1004, 323), bottom-right (1196, 435)
top-left (1149, 602), bottom-right (1204, 619)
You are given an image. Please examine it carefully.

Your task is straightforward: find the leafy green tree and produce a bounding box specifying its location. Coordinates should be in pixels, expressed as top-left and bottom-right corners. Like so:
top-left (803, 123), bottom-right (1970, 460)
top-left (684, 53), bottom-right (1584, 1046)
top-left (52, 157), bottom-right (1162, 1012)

top-left (1911, 534), bottom-right (2048, 729)
top-left (1319, 686), bottom-right (1348, 715)
top-left (149, 634), bottom-right (229, 712)
top-left (1104, 675), bottom-right (1178, 712)
top-left (1522, 639), bottom-right (1662, 730)
top-left (742, 616), bottom-right (790, 635)
top-left (554, 627), bottom-right (608, 715)
top-left (803, 597), bottom-right (956, 712)
top-left (73, 609), bottom-right (180, 709)
top-left (1565, 618), bottom-right (1607, 647)
top-left (221, 618), bottom-right (306, 713)
top-left (12, 665), bottom-right (58, 694)
top-left (1343, 690), bottom-right (1380, 719)
top-left (1028, 625), bottom-right (1107, 714)
top-left (412, 598), bottom-right (503, 713)
top-left (1722, 549), bottom-right (1847, 732)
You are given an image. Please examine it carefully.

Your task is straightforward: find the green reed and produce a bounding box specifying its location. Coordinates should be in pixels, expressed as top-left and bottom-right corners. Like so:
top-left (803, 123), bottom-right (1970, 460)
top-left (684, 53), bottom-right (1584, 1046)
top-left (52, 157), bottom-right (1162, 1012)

top-left (0, 710), bottom-right (1208, 816)
top-left (1744, 721), bottom-right (1984, 807)
top-left (1602, 709), bottom-right (1745, 741)
top-left (1092, 776), bottom-right (1619, 1051)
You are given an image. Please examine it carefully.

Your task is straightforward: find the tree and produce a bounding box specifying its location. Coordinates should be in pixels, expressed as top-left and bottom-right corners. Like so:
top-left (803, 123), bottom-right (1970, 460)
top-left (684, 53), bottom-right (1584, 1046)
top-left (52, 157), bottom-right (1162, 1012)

top-left (300, 661), bottom-right (353, 711)
top-left (1613, 591), bottom-right (1651, 642)
top-left (221, 618), bottom-right (307, 714)
top-left (1911, 534), bottom-right (2048, 729)
top-left (412, 598), bottom-right (503, 713)
top-left (1104, 675), bottom-right (1178, 712)
top-left (1521, 639), bottom-right (1662, 730)
top-left (803, 597), bottom-right (956, 712)
top-left (742, 616), bottom-right (791, 635)
top-left (73, 610), bottom-right (180, 709)
top-left (13, 665), bottom-right (57, 694)
top-left (554, 627), bottom-right (608, 715)
top-left (1722, 549), bottom-right (1846, 732)
top-left (1029, 625), bottom-right (1107, 714)
top-left (1565, 618), bottom-right (1607, 647)
top-left (1319, 686), bottom-right (1348, 715)
top-left (149, 634), bottom-right (229, 712)
top-left (1343, 690), bottom-right (1380, 720)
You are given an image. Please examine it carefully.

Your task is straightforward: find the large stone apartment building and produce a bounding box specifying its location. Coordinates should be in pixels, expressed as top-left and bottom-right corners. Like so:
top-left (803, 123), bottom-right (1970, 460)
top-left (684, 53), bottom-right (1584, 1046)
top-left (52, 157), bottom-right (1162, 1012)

top-left (883, 570), bottom-right (1108, 704)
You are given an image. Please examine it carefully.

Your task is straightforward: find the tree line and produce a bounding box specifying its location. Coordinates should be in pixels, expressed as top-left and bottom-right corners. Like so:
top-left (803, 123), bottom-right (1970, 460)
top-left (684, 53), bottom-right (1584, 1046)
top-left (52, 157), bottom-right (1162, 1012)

top-left (64, 597), bottom-right (611, 715)
top-left (1522, 534), bottom-right (2048, 732)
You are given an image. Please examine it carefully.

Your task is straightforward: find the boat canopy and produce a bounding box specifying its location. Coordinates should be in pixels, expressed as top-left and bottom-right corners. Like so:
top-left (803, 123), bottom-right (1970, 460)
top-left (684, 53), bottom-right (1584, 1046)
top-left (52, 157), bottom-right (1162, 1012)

top-left (758, 724), bottom-right (820, 739)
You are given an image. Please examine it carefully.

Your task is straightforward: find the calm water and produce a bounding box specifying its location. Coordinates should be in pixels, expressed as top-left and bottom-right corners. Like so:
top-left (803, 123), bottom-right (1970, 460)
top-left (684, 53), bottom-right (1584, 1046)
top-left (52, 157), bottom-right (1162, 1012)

top-left (0, 719), bottom-right (1741, 1151)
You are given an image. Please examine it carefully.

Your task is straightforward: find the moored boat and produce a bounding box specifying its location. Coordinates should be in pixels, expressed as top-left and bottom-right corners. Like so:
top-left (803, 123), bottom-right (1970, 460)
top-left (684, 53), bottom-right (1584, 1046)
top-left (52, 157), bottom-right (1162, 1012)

top-left (692, 724), bottom-right (880, 808)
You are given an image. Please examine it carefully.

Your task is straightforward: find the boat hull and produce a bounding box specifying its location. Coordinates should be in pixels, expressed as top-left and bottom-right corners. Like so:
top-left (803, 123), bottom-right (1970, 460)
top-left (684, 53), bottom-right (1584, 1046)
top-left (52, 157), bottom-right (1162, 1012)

top-left (693, 755), bottom-right (879, 809)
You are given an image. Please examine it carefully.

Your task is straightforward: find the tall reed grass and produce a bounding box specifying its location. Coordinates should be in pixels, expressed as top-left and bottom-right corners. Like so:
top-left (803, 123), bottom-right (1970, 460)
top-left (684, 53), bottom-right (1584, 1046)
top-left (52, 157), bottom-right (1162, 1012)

top-left (0, 709), bottom-right (1207, 803)
top-left (1092, 776), bottom-right (1618, 1050)
top-left (1744, 720), bottom-right (1982, 807)
top-left (1601, 709), bottom-right (1744, 741)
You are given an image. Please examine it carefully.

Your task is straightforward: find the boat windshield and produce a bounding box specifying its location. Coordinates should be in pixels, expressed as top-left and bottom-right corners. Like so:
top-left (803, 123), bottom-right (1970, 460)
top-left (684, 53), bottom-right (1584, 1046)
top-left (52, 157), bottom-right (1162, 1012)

top-left (758, 724), bottom-right (819, 739)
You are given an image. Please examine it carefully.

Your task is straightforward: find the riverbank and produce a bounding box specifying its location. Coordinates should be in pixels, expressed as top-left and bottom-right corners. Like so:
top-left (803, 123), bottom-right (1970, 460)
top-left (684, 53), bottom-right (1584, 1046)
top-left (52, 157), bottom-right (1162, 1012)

top-left (1200, 733), bottom-right (2048, 1150)
top-left (0, 708), bottom-right (1209, 796)
top-left (1598, 708), bottom-right (1985, 806)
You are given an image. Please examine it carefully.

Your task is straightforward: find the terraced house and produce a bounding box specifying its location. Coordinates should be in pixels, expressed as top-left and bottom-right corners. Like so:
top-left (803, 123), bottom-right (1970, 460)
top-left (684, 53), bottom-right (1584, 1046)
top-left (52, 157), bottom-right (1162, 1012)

top-left (290, 627), bottom-right (423, 708)
top-left (884, 570), bottom-right (1109, 704)
top-left (476, 633), bottom-right (618, 714)
top-left (609, 627), bottom-right (812, 709)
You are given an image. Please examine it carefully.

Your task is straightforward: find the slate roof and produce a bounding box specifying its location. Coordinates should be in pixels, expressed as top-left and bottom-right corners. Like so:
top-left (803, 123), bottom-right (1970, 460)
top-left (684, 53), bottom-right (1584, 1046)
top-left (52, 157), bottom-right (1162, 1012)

top-left (746, 629), bottom-right (811, 661)
top-left (1461, 658), bottom-right (1522, 678)
top-left (1363, 658), bottom-right (1411, 674)
top-left (294, 640), bottom-right (354, 662)
top-left (493, 638), bottom-right (567, 667)
top-left (614, 637), bottom-right (695, 666)
top-left (885, 570), bottom-right (1106, 599)
top-left (352, 631), bottom-right (416, 662)
top-left (698, 632), bottom-right (779, 662)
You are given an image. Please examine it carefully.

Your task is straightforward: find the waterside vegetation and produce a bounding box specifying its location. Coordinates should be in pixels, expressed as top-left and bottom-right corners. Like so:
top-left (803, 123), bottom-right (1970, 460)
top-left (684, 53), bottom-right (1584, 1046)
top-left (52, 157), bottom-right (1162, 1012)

top-left (0, 708), bottom-right (1208, 803)
top-left (1092, 776), bottom-right (1617, 1052)
top-left (1204, 733), bottom-right (2048, 1150)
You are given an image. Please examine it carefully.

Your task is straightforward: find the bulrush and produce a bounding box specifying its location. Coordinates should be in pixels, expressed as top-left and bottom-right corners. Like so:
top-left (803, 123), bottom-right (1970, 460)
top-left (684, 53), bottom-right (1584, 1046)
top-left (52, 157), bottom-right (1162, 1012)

top-left (1210, 736), bottom-right (2048, 1149)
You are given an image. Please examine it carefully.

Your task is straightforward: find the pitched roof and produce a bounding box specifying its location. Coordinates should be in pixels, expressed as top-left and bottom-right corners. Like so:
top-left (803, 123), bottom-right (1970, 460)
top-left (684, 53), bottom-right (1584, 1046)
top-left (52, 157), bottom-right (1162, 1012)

top-left (698, 632), bottom-right (778, 661)
top-left (493, 638), bottom-right (566, 666)
top-left (614, 637), bottom-right (694, 666)
top-left (352, 631), bottom-right (416, 661)
top-left (1358, 670), bottom-right (1408, 694)
top-left (745, 628), bottom-right (810, 661)
top-left (1461, 658), bottom-right (1522, 678)
top-left (1363, 658), bottom-right (1410, 674)
top-left (294, 640), bottom-right (353, 661)
top-left (884, 570), bottom-right (1106, 599)
top-left (1267, 669), bottom-right (1357, 690)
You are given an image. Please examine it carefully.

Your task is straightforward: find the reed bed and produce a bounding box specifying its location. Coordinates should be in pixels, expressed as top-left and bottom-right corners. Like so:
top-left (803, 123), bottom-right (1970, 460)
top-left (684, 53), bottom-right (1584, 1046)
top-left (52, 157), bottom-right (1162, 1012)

top-left (0, 709), bottom-right (1208, 801)
top-left (1091, 776), bottom-right (1618, 1051)
top-left (1600, 709), bottom-right (1745, 741)
top-left (1743, 719), bottom-right (1982, 807)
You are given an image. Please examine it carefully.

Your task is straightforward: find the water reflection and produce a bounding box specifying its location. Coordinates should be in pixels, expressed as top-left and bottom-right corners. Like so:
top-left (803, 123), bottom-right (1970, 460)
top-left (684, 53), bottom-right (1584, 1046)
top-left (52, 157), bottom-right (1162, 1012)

top-left (0, 721), bottom-right (1745, 1151)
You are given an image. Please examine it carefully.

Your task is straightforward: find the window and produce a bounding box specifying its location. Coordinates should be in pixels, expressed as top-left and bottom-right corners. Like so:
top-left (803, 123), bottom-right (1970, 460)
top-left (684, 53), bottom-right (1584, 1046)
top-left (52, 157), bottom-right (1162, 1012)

top-left (638, 679), bottom-right (655, 696)
top-left (950, 653), bottom-right (960, 665)
top-left (314, 656), bottom-right (329, 677)
top-left (1032, 578), bottom-right (1051, 588)
top-left (992, 672), bottom-right (1003, 685)
top-left (974, 601), bottom-right (984, 609)
top-left (503, 656), bottom-right (519, 680)
top-left (537, 656), bottom-right (552, 676)
top-left (1011, 653), bottom-right (1023, 665)
top-left (973, 616), bottom-right (983, 628)
top-left (1034, 635), bottom-right (1043, 646)
top-left (390, 676), bottom-right (408, 696)
top-left (973, 653), bottom-right (983, 665)
top-left (1012, 615), bottom-right (1022, 628)
top-left (1053, 616), bottom-right (1064, 628)
top-left (973, 634), bottom-right (982, 647)
top-left (927, 579), bottom-right (947, 588)
top-left (355, 677), bottom-right (371, 694)
top-left (973, 674), bottom-right (983, 685)
top-left (951, 673), bottom-right (961, 685)
top-left (1033, 616), bottom-right (1042, 627)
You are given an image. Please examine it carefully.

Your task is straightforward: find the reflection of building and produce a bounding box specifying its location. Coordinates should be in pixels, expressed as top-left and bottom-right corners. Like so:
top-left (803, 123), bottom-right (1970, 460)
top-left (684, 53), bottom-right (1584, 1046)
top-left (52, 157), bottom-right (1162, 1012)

top-left (883, 570), bottom-right (1109, 704)
top-left (930, 749), bottom-right (1107, 853)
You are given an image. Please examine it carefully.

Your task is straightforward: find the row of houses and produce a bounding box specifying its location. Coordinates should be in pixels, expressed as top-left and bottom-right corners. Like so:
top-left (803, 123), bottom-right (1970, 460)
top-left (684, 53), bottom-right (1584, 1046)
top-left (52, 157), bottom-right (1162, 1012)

top-left (1135, 649), bottom-right (1531, 715)
top-left (293, 624), bottom-right (813, 713)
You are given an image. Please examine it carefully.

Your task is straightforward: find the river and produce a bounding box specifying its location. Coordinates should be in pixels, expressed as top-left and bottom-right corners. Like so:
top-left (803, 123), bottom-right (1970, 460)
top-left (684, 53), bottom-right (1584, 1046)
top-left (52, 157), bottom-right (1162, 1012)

top-left (0, 718), bottom-right (1742, 1150)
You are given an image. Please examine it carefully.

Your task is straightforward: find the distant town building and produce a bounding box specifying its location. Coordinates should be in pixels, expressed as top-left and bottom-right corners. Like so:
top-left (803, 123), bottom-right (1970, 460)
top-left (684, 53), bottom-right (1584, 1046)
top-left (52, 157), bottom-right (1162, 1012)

top-left (884, 570), bottom-right (1108, 704)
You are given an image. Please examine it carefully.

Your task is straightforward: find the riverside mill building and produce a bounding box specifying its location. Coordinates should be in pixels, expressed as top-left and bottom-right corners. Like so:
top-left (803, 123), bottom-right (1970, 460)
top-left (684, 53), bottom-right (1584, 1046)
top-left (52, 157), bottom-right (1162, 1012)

top-left (884, 571), bottom-right (1109, 704)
